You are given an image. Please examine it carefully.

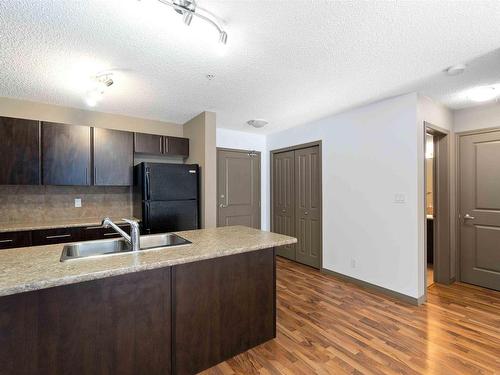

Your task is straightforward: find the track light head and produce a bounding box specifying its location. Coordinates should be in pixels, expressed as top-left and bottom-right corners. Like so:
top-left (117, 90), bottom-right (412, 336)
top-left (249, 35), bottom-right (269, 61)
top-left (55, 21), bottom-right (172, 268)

top-left (219, 31), bottom-right (228, 45)
top-left (183, 11), bottom-right (193, 26)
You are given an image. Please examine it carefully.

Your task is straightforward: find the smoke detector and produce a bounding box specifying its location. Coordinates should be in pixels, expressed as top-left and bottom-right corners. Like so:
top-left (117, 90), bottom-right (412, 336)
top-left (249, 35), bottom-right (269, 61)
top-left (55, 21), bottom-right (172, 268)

top-left (247, 119), bottom-right (268, 128)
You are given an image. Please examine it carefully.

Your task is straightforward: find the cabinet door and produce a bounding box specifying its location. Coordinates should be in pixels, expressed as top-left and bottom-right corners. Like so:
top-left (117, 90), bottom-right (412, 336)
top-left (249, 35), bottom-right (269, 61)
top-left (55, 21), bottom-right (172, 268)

top-left (42, 122), bottom-right (91, 185)
top-left (83, 224), bottom-right (131, 241)
top-left (0, 231), bottom-right (32, 250)
top-left (164, 136), bottom-right (189, 157)
top-left (31, 227), bottom-right (82, 246)
top-left (94, 128), bottom-right (133, 186)
top-left (134, 133), bottom-right (163, 155)
top-left (0, 117), bottom-right (40, 185)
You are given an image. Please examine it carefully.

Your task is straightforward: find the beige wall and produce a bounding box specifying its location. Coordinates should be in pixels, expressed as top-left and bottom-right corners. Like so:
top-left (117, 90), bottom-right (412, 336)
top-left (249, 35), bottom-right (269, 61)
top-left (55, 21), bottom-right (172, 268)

top-left (183, 111), bottom-right (217, 229)
top-left (0, 96), bottom-right (183, 136)
top-left (453, 102), bottom-right (500, 133)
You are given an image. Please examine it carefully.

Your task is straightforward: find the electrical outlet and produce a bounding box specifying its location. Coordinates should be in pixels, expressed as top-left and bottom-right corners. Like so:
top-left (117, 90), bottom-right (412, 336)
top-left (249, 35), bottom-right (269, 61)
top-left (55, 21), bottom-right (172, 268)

top-left (350, 259), bottom-right (356, 268)
top-left (74, 198), bottom-right (82, 208)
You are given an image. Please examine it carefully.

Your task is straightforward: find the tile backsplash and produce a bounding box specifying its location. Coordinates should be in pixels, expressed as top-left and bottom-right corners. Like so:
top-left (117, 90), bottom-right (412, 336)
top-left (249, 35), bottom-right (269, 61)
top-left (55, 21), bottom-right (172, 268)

top-left (0, 186), bottom-right (132, 224)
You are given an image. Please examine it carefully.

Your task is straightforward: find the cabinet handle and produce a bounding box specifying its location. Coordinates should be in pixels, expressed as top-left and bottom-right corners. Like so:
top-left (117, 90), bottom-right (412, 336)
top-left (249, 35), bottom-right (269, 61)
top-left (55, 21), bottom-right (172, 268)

top-left (160, 137), bottom-right (163, 154)
top-left (85, 226), bottom-right (102, 230)
top-left (0, 239), bottom-right (14, 243)
top-left (282, 209), bottom-right (286, 213)
top-left (304, 211), bottom-right (309, 215)
top-left (46, 234), bottom-right (71, 239)
top-left (85, 167), bottom-right (88, 185)
top-left (103, 232), bottom-right (120, 236)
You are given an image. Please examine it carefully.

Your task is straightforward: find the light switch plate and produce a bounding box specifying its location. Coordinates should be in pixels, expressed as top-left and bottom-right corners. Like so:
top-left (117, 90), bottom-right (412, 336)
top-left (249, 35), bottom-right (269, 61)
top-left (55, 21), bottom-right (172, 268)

top-left (74, 198), bottom-right (82, 208)
top-left (394, 193), bottom-right (407, 204)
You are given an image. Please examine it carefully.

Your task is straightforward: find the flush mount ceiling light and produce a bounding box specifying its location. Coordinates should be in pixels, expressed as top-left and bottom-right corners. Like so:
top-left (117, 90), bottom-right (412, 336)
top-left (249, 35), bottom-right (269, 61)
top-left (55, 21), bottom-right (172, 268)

top-left (247, 119), bottom-right (268, 128)
top-left (157, 0), bottom-right (228, 44)
top-left (445, 64), bottom-right (466, 76)
top-left (85, 73), bottom-right (114, 107)
top-left (466, 85), bottom-right (498, 102)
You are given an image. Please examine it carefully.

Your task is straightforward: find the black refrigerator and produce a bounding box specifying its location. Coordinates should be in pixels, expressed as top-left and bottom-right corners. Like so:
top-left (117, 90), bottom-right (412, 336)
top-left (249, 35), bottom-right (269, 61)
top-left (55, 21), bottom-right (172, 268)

top-left (133, 162), bottom-right (200, 234)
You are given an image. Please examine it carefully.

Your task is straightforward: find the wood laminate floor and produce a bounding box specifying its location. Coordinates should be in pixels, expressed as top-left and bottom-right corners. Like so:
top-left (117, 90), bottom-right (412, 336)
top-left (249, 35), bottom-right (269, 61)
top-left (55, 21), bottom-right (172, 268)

top-left (202, 257), bottom-right (500, 375)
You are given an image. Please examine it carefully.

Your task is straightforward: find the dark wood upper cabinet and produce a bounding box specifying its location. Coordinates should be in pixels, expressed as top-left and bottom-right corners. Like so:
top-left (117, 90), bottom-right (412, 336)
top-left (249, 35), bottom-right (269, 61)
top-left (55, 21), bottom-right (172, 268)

top-left (134, 133), bottom-right (163, 155)
top-left (165, 136), bottom-right (189, 157)
top-left (134, 132), bottom-right (189, 157)
top-left (0, 117), bottom-right (41, 185)
top-left (93, 127), bottom-right (133, 186)
top-left (42, 122), bottom-right (91, 186)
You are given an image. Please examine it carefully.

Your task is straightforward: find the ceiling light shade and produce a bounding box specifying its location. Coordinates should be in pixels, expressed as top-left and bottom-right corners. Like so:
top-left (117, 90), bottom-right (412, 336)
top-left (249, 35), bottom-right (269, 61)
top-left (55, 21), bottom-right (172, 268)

top-left (247, 119), bottom-right (268, 128)
top-left (467, 85), bottom-right (498, 102)
top-left (445, 64), bottom-right (466, 76)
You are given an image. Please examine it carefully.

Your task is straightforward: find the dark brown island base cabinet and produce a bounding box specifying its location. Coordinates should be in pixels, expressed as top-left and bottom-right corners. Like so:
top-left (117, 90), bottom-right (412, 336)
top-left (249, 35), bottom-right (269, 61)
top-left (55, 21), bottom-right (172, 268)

top-left (93, 127), bottom-right (134, 186)
top-left (42, 122), bottom-right (91, 186)
top-left (135, 132), bottom-right (189, 157)
top-left (0, 248), bottom-right (276, 375)
top-left (0, 117), bottom-right (41, 185)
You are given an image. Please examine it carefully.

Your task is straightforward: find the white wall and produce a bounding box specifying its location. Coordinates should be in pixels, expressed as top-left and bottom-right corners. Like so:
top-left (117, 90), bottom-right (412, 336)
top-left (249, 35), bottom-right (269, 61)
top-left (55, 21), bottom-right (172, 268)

top-left (216, 128), bottom-right (269, 230)
top-left (267, 93), bottom-right (423, 298)
top-left (453, 102), bottom-right (500, 133)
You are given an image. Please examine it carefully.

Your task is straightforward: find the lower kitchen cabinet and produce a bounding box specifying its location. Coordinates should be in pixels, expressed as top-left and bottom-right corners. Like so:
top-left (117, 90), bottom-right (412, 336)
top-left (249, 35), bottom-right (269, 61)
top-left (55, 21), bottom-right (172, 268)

top-left (173, 248), bottom-right (275, 375)
top-left (83, 224), bottom-right (131, 241)
top-left (2, 224), bottom-right (134, 250)
top-left (0, 231), bottom-right (32, 250)
top-left (31, 227), bottom-right (83, 246)
top-left (0, 248), bottom-right (275, 375)
top-left (0, 268), bottom-right (172, 375)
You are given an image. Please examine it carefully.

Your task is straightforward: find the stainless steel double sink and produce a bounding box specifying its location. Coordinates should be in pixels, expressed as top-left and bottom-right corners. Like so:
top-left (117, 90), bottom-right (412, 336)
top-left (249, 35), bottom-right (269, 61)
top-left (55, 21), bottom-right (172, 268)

top-left (60, 233), bottom-right (191, 262)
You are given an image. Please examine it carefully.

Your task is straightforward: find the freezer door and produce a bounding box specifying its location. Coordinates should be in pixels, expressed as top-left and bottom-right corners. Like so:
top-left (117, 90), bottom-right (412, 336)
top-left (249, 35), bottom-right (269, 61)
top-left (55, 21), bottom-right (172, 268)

top-left (145, 200), bottom-right (199, 234)
top-left (147, 163), bottom-right (199, 201)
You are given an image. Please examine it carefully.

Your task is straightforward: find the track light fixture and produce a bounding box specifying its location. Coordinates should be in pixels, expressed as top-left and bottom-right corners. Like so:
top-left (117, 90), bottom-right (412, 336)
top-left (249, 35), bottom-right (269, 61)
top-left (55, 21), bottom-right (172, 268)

top-left (157, 0), bottom-right (228, 44)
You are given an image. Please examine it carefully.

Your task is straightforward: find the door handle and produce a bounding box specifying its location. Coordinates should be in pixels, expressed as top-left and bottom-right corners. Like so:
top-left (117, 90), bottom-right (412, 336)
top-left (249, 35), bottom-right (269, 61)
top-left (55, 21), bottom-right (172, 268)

top-left (463, 213), bottom-right (475, 220)
top-left (304, 211), bottom-right (309, 215)
top-left (219, 204), bottom-right (227, 208)
top-left (282, 209), bottom-right (286, 213)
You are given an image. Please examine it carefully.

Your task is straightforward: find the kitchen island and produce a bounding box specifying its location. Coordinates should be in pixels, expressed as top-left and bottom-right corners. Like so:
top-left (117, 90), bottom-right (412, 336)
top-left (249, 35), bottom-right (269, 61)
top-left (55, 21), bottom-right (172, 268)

top-left (0, 226), bottom-right (296, 375)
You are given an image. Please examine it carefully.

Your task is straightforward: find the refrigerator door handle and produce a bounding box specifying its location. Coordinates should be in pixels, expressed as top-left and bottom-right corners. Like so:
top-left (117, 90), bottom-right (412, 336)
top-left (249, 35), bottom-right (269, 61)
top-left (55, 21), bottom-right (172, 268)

top-left (144, 202), bottom-right (150, 232)
top-left (145, 171), bottom-right (151, 201)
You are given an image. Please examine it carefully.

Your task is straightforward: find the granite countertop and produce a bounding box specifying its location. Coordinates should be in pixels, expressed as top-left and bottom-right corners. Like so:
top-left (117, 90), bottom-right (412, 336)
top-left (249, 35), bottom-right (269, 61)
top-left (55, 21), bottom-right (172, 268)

top-left (0, 217), bottom-right (141, 233)
top-left (0, 226), bottom-right (297, 297)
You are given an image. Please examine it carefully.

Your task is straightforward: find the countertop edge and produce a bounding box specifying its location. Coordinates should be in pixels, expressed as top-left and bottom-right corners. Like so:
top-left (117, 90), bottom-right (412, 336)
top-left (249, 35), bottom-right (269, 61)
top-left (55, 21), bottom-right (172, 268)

top-left (0, 237), bottom-right (297, 298)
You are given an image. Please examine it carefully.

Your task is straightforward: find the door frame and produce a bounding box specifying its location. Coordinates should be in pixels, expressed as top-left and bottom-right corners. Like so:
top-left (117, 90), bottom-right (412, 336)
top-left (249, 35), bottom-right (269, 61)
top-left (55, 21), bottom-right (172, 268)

top-left (455, 126), bottom-right (500, 283)
top-left (216, 147), bottom-right (262, 229)
top-left (424, 123), bottom-right (452, 293)
top-left (270, 140), bottom-right (323, 269)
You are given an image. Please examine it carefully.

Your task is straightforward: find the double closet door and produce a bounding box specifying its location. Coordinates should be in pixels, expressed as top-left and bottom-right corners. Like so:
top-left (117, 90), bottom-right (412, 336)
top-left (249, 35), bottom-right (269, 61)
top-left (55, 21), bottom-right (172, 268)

top-left (272, 145), bottom-right (321, 269)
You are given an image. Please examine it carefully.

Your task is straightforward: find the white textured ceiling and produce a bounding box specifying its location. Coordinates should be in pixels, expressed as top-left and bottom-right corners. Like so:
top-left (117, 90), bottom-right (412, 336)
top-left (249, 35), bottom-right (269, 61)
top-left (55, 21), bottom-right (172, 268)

top-left (1, 1), bottom-right (500, 134)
